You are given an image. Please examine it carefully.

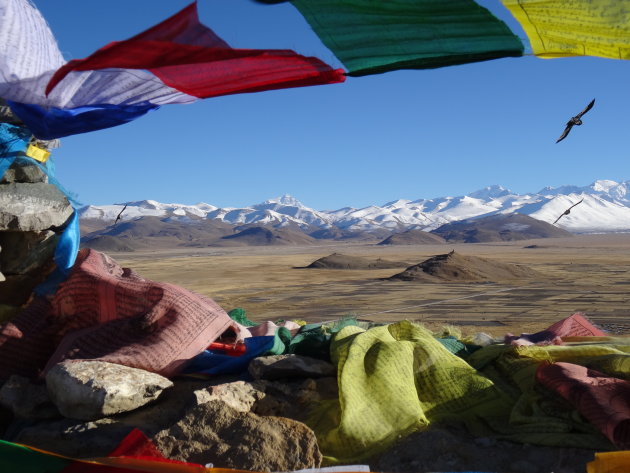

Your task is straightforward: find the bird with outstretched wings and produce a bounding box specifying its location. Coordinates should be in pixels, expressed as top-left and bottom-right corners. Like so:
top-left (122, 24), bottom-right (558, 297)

top-left (553, 198), bottom-right (584, 225)
top-left (114, 204), bottom-right (128, 226)
top-left (556, 99), bottom-right (595, 143)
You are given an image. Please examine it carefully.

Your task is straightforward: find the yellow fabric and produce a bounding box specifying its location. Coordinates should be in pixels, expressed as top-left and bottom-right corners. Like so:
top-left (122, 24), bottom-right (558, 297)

top-left (587, 451), bottom-right (630, 473)
top-left (307, 321), bottom-right (511, 464)
top-left (502, 0), bottom-right (630, 59)
top-left (25, 143), bottom-right (50, 162)
top-left (467, 340), bottom-right (630, 449)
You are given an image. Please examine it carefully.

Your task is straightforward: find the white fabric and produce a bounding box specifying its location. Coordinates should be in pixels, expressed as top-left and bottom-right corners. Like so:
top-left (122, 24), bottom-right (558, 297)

top-left (0, 0), bottom-right (194, 108)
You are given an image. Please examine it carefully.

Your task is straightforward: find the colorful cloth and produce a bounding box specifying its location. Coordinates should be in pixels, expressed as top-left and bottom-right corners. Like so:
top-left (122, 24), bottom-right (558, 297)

top-left (505, 313), bottom-right (606, 346)
top-left (0, 249), bottom-right (238, 379)
top-left (502, 0), bottom-right (630, 59)
top-left (536, 362), bottom-right (630, 449)
top-left (307, 321), bottom-right (511, 463)
top-left (290, 0), bottom-right (524, 76)
top-left (0, 0), bottom-right (345, 139)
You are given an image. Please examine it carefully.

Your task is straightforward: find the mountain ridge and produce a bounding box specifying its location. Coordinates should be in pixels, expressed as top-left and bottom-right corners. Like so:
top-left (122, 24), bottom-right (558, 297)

top-left (79, 179), bottom-right (630, 235)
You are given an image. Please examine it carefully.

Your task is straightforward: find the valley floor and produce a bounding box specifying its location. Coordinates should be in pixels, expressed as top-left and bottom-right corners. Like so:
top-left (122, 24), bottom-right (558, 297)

top-left (113, 233), bottom-right (630, 337)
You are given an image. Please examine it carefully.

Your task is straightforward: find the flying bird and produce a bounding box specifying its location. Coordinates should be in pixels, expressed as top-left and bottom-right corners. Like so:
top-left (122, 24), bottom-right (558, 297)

top-left (553, 198), bottom-right (584, 225)
top-left (556, 99), bottom-right (595, 143)
top-left (114, 204), bottom-right (128, 226)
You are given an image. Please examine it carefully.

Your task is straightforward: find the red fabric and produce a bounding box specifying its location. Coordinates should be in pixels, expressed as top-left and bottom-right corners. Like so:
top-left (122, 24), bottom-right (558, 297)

top-left (46, 1), bottom-right (345, 98)
top-left (60, 428), bottom-right (202, 473)
top-left (0, 249), bottom-right (237, 379)
top-left (505, 313), bottom-right (605, 346)
top-left (536, 362), bottom-right (630, 449)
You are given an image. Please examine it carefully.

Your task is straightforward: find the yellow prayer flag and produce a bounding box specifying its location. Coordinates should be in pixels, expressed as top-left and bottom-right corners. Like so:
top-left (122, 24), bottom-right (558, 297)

top-left (25, 143), bottom-right (50, 162)
top-left (502, 0), bottom-right (630, 59)
top-left (587, 451), bottom-right (630, 473)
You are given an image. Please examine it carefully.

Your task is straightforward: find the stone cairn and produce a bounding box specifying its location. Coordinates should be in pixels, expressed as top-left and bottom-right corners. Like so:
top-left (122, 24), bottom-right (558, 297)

top-left (0, 103), bottom-right (72, 320)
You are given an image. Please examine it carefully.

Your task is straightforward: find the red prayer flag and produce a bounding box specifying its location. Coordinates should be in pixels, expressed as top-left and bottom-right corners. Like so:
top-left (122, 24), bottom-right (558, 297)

top-left (46, 2), bottom-right (345, 98)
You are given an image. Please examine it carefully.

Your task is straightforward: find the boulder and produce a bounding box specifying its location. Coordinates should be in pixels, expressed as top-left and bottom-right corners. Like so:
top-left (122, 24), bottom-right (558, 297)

top-left (0, 230), bottom-right (58, 275)
top-left (46, 360), bottom-right (173, 420)
top-left (248, 354), bottom-right (336, 380)
top-left (0, 375), bottom-right (59, 419)
top-left (0, 182), bottom-right (73, 232)
top-left (153, 400), bottom-right (322, 471)
top-left (0, 161), bottom-right (48, 184)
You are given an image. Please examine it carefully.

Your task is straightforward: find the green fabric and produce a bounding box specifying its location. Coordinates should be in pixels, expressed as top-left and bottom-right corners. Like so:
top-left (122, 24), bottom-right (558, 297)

top-left (307, 321), bottom-right (512, 463)
top-left (436, 335), bottom-right (481, 358)
top-left (290, 0), bottom-right (524, 76)
top-left (228, 307), bottom-right (258, 327)
top-left (264, 326), bottom-right (293, 355)
top-left (466, 341), bottom-right (630, 449)
top-left (0, 440), bottom-right (71, 473)
top-left (289, 317), bottom-right (361, 361)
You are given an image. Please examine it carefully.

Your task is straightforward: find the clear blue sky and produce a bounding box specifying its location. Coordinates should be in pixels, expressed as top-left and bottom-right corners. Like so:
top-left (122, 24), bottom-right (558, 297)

top-left (33, 0), bottom-right (630, 210)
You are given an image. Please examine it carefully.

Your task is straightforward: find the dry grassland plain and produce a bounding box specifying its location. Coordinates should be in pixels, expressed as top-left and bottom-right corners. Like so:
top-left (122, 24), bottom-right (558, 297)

top-left (113, 234), bottom-right (630, 338)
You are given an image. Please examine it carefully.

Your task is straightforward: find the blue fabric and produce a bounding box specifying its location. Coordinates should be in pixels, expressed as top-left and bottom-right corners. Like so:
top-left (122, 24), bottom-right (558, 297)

top-left (7, 101), bottom-right (159, 140)
top-left (0, 123), bottom-right (30, 178)
top-left (183, 336), bottom-right (276, 376)
top-left (54, 211), bottom-right (80, 273)
top-left (34, 210), bottom-right (80, 296)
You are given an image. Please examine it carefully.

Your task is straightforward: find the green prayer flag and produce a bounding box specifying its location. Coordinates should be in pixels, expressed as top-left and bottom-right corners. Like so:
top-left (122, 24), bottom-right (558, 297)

top-left (291, 0), bottom-right (524, 76)
top-left (0, 440), bottom-right (71, 473)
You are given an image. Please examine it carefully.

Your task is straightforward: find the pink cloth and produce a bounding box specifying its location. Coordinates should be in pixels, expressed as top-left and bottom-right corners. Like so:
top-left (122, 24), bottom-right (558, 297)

top-left (0, 249), bottom-right (238, 378)
top-left (505, 313), bottom-right (605, 346)
top-left (537, 362), bottom-right (630, 449)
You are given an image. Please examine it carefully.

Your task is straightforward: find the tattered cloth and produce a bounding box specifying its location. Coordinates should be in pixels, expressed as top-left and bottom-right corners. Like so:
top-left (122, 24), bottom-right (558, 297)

top-left (0, 249), bottom-right (238, 379)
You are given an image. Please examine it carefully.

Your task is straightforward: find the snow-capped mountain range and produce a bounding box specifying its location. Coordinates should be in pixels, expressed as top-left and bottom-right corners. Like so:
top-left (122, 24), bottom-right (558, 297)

top-left (79, 179), bottom-right (630, 234)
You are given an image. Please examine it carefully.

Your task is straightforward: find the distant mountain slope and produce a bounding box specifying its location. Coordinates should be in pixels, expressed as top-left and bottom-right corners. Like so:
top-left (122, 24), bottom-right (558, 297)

top-left (215, 226), bottom-right (317, 246)
top-left (378, 229), bottom-right (446, 245)
top-left (79, 180), bottom-right (630, 243)
top-left (431, 213), bottom-right (573, 243)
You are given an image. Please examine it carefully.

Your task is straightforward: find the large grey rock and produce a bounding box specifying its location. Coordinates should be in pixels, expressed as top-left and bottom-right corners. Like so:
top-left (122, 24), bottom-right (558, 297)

top-left (0, 375), bottom-right (60, 419)
top-left (248, 354), bottom-right (336, 380)
top-left (0, 162), bottom-right (48, 184)
top-left (46, 360), bottom-right (173, 421)
top-left (0, 182), bottom-right (73, 231)
top-left (0, 230), bottom-right (58, 275)
top-left (154, 400), bottom-right (322, 471)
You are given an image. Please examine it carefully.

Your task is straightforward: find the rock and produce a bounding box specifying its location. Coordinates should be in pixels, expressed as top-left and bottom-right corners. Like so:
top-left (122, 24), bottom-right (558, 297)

top-left (0, 230), bottom-right (58, 275)
top-left (0, 161), bottom-right (48, 184)
top-left (154, 400), bottom-right (322, 471)
top-left (45, 360), bottom-right (173, 421)
top-left (193, 380), bottom-right (264, 412)
top-left (0, 182), bottom-right (73, 231)
top-left (253, 377), bottom-right (338, 422)
top-left (248, 354), bottom-right (336, 380)
top-left (0, 375), bottom-right (60, 419)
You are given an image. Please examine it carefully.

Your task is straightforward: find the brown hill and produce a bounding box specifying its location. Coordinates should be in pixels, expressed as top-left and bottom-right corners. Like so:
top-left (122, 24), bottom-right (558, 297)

top-left (378, 229), bottom-right (446, 245)
top-left (80, 235), bottom-right (142, 252)
top-left (304, 253), bottom-right (409, 270)
top-left (215, 226), bottom-right (317, 246)
top-left (389, 250), bottom-right (538, 282)
top-left (80, 216), bottom-right (235, 249)
top-left (431, 213), bottom-right (572, 243)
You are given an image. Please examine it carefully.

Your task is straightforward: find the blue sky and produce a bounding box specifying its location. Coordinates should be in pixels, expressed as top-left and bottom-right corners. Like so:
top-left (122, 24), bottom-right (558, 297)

top-left (33, 0), bottom-right (630, 210)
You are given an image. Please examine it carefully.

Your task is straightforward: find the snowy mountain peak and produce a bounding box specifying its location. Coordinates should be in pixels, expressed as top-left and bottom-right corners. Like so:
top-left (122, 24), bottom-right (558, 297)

top-left (263, 194), bottom-right (304, 207)
top-left (592, 179), bottom-right (619, 192)
top-left (468, 185), bottom-right (512, 200)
